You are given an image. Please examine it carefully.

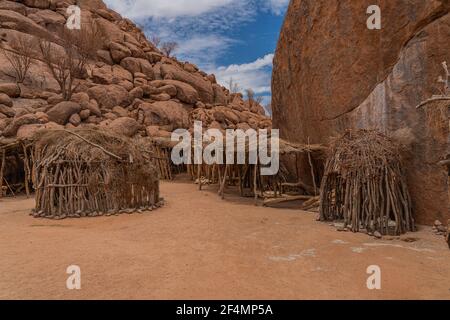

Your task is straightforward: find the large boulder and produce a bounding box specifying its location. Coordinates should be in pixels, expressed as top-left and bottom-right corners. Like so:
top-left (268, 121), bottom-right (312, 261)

top-left (87, 84), bottom-right (130, 109)
top-left (108, 117), bottom-right (140, 137)
top-left (0, 104), bottom-right (15, 118)
top-left (160, 64), bottom-right (213, 103)
top-left (0, 83), bottom-right (20, 98)
top-left (46, 101), bottom-right (82, 125)
top-left (272, 0), bottom-right (450, 224)
top-left (139, 101), bottom-right (191, 130)
top-left (109, 42), bottom-right (132, 63)
top-left (2, 113), bottom-right (40, 137)
top-left (0, 9), bottom-right (51, 39)
top-left (212, 84), bottom-right (227, 105)
top-left (120, 57), bottom-right (154, 78)
top-left (150, 80), bottom-right (199, 104)
top-left (0, 93), bottom-right (13, 107)
top-left (92, 65), bottom-right (133, 84)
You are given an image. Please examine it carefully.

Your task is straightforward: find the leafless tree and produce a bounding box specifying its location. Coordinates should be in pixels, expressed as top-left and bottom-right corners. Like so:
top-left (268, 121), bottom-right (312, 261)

top-left (255, 96), bottom-right (264, 105)
top-left (265, 102), bottom-right (272, 116)
top-left (150, 35), bottom-right (161, 48)
top-left (245, 88), bottom-right (255, 107)
top-left (38, 22), bottom-right (102, 100)
top-left (0, 34), bottom-right (35, 83)
top-left (160, 41), bottom-right (178, 57)
top-left (227, 77), bottom-right (240, 94)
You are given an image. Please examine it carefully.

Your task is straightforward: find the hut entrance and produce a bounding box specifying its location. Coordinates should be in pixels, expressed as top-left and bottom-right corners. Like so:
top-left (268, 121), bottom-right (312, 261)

top-left (0, 140), bottom-right (33, 198)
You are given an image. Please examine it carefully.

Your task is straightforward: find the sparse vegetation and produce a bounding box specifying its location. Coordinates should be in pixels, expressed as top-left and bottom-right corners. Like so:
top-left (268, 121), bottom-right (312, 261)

top-left (160, 41), bottom-right (178, 57)
top-left (38, 22), bottom-right (102, 100)
top-left (0, 34), bottom-right (36, 84)
top-left (227, 78), bottom-right (240, 94)
top-left (150, 35), bottom-right (161, 48)
top-left (246, 88), bottom-right (264, 108)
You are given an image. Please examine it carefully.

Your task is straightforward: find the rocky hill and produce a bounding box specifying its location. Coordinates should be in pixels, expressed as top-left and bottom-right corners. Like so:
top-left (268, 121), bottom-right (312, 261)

top-left (0, 0), bottom-right (271, 142)
top-left (272, 0), bottom-right (450, 224)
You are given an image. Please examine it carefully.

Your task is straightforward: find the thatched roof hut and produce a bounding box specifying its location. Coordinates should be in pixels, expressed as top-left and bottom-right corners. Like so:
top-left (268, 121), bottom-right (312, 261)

top-left (319, 129), bottom-right (415, 235)
top-left (32, 128), bottom-right (162, 219)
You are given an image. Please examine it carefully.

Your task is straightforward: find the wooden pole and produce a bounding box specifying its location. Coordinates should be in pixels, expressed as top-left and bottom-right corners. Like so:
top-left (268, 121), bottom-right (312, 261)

top-left (253, 163), bottom-right (258, 205)
top-left (219, 165), bottom-right (229, 199)
top-left (22, 144), bottom-right (30, 198)
top-left (0, 149), bottom-right (5, 199)
top-left (307, 138), bottom-right (318, 196)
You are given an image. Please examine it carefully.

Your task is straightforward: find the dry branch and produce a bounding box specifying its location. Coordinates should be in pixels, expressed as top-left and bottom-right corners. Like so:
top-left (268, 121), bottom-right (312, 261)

top-left (319, 129), bottom-right (414, 235)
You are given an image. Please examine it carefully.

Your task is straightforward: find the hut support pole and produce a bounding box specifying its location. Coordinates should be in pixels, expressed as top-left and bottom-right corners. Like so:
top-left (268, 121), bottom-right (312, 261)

top-left (253, 163), bottom-right (258, 205)
top-left (219, 165), bottom-right (229, 199)
top-left (0, 149), bottom-right (5, 199)
top-left (198, 164), bottom-right (202, 190)
top-left (307, 138), bottom-right (318, 196)
top-left (22, 144), bottom-right (30, 198)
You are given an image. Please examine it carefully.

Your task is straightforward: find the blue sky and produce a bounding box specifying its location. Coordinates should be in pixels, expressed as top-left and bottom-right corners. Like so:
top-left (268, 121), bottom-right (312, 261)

top-left (104, 0), bottom-right (289, 105)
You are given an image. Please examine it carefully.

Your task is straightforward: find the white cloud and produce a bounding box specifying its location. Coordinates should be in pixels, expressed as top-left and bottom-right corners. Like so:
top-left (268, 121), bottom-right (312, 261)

top-left (104, 1), bottom-right (285, 103)
top-left (175, 34), bottom-right (238, 69)
top-left (104, 0), bottom-right (287, 20)
top-left (266, 0), bottom-right (290, 15)
top-left (105, 0), bottom-right (234, 19)
top-left (211, 54), bottom-right (274, 95)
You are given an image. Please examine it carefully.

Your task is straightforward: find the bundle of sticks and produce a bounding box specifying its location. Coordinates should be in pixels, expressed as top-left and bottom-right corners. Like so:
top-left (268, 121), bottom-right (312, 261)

top-left (32, 129), bottom-right (162, 219)
top-left (319, 130), bottom-right (415, 235)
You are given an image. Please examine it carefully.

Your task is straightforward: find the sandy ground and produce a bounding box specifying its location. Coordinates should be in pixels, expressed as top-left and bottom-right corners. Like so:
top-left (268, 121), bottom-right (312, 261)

top-left (0, 179), bottom-right (449, 300)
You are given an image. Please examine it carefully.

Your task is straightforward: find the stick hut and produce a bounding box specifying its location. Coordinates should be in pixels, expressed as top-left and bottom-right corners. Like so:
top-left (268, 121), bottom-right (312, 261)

top-left (32, 129), bottom-right (162, 219)
top-left (319, 129), bottom-right (414, 235)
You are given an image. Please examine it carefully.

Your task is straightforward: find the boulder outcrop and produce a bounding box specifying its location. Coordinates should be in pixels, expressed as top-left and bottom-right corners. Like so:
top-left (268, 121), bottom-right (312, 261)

top-left (0, 0), bottom-right (271, 142)
top-left (272, 0), bottom-right (450, 224)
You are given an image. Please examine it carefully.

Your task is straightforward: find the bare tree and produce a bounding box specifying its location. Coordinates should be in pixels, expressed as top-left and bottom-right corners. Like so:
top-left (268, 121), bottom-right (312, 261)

top-left (150, 35), bottom-right (161, 48)
top-left (0, 34), bottom-right (35, 83)
top-left (227, 77), bottom-right (240, 94)
top-left (38, 22), bottom-right (102, 100)
top-left (245, 88), bottom-right (255, 107)
top-left (255, 96), bottom-right (264, 105)
top-left (160, 41), bottom-right (178, 57)
top-left (265, 102), bottom-right (272, 116)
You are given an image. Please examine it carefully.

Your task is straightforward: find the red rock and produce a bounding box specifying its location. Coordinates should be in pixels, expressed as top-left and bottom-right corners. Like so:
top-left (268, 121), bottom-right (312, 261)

top-left (120, 57), bottom-right (154, 78)
top-left (69, 113), bottom-right (81, 126)
top-left (161, 64), bottom-right (213, 103)
top-left (139, 101), bottom-right (190, 130)
top-left (2, 113), bottom-right (40, 137)
top-left (0, 83), bottom-right (20, 98)
top-left (150, 80), bottom-right (199, 104)
top-left (79, 109), bottom-right (91, 121)
top-left (108, 117), bottom-right (140, 137)
top-left (0, 104), bottom-right (15, 117)
top-left (0, 93), bottom-right (13, 107)
top-left (272, 0), bottom-right (450, 224)
top-left (112, 106), bottom-right (128, 118)
top-left (46, 101), bottom-right (81, 125)
top-left (87, 84), bottom-right (130, 109)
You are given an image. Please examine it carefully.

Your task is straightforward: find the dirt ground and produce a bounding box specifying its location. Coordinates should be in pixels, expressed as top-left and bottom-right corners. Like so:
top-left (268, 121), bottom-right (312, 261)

top-left (0, 179), bottom-right (449, 300)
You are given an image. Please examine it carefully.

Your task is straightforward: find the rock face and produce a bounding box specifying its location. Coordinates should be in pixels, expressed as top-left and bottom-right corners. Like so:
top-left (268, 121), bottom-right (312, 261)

top-left (0, 0), bottom-right (271, 142)
top-left (272, 0), bottom-right (450, 224)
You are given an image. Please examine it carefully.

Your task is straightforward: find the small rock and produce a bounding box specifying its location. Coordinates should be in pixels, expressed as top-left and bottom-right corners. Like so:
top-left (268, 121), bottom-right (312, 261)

top-left (0, 93), bottom-right (13, 107)
top-left (373, 231), bottom-right (382, 239)
top-left (434, 220), bottom-right (443, 227)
